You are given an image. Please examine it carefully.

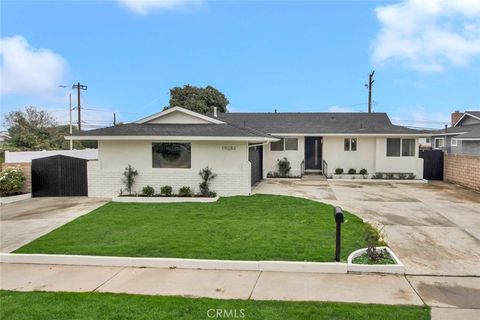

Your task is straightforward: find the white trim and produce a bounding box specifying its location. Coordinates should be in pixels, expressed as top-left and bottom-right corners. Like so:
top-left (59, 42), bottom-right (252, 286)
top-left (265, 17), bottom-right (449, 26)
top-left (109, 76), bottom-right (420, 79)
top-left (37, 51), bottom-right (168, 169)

top-left (454, 137), bottom-right (480, 141)
top-left (68, 135), bottom-right (278, 142)
top-left (453, 112), bottom-right (480, 127)
top-left (347, 247), bottom-right (405, 274)
top-left (269, 133), bottom-right (432, 137)
top-left (112, 196), bottom-right (219, 203)
top-left (431, 132), bottom-right (467, 137)
top-left (0, 193), bottom-right (31, 205)
top-left (434, 137), bottom-right (445, 149)
top-left (135, 106), bottom-right (225, 124)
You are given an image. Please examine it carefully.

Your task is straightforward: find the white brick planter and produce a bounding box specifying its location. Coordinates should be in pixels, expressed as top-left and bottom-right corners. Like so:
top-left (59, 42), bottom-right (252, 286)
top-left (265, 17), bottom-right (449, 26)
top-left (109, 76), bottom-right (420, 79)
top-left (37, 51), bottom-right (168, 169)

top-left (0, 253), bottom-right (347, 274)
top-left (0, 193), bottom-right (31, 205)
top-left (112, 196), bottom-right (219, 203)
top-left (347, 247), bottom-right (405, 274)
top-left (332, 174), bottom-right (371, 179)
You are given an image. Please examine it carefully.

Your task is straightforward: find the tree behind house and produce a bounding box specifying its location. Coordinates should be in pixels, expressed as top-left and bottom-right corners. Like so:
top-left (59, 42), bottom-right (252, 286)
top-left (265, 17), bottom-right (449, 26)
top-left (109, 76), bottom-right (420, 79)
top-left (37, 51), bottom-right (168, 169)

top-left (168, 85), bottom-right (229, 114)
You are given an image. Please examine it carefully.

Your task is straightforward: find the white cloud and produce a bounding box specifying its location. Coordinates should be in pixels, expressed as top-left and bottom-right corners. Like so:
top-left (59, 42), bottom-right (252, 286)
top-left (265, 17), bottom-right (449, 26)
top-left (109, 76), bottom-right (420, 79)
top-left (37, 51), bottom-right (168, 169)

top-left (118, 0), bottom-right (203, 15)
top-left (372, 0), bottom-right (480, 72)
top-left (0, 36), bottom-right (68, 96)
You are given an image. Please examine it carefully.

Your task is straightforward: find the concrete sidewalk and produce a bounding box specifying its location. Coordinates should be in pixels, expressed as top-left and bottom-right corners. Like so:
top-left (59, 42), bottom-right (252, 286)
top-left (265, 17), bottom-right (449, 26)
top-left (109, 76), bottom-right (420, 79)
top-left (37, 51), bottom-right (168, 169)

top-left (2, 263), bottom-right (479, 319)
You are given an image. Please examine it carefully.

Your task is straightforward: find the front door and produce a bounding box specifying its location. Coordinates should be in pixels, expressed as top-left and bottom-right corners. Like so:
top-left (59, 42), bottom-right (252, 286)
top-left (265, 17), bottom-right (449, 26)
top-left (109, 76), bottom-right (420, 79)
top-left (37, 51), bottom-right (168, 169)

top-left (304, 137), bottom-right (322, 170)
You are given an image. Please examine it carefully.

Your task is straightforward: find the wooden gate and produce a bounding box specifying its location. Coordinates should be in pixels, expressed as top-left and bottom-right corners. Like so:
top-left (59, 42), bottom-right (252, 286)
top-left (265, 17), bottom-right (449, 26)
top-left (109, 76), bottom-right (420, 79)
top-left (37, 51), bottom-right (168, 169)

top-left (421, 150), bottom-right (444, 180)
top-left (32, 155), bottom-right (88, 197)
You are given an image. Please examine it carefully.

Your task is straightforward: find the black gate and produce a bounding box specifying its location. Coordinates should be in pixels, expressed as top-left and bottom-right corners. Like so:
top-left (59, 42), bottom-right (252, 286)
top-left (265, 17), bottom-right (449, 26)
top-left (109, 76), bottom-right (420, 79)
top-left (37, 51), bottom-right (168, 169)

top-left (32, 155), bottom-right (88, 197)
top-left (249, 145), bottom-right (263, 186)
top-left (421, 150), bottom-right (444, 180)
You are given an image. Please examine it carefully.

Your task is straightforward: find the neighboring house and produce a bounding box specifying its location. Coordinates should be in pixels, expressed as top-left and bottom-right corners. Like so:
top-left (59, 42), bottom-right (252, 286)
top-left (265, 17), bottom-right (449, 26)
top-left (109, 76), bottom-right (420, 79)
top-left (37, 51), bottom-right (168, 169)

top-left (431, 111), bottom-right (480, 155)
top-left (69, 106), bottom-right (429, 197)
top-left (418, 137), bottom-right (432, 150)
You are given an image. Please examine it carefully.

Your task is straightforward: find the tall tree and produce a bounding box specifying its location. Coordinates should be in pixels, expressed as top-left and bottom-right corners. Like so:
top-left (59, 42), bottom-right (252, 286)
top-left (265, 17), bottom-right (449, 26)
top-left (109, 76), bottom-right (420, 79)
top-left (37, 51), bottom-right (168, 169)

top-left (168, 85), bottom-right (229, 114)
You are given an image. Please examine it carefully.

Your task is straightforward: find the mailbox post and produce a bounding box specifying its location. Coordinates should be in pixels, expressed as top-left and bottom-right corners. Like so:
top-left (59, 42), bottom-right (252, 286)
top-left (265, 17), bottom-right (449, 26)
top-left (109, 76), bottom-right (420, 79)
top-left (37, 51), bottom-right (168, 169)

top-left (334, 207), bottom-right (344, 262)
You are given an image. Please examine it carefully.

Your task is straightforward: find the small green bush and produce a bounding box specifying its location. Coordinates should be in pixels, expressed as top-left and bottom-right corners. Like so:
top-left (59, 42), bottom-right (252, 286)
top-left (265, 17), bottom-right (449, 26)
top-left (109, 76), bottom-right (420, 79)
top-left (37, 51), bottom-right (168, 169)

top-left (398, 173), bottom-right (406, 180)
top-left (372, 172), bottom-right (383, 179)
top-left (121, 164), bottom-right (138, 195)
top-left (359, 168), bottom-right (368, 175)
top-left (178, 186), bottom-right (193, 197)
top-left (0, 167), bottom-right (26, 196)
top-left (208, 191), bottom-right (217, 198)
top-left (407, 173), bottom-right (416, 180)
top-left (335, 168), bottom-right (344, 174)
top-left (277, 157), bottom-right (291, 177)
top-left (160, 185), bottom-right (173, 197)
top-left (142, 185), bottom-right (154, 197)
top-left (386, 173), bottom-right (395, 179)
top-left (348, 168), bottom-right (356, 174)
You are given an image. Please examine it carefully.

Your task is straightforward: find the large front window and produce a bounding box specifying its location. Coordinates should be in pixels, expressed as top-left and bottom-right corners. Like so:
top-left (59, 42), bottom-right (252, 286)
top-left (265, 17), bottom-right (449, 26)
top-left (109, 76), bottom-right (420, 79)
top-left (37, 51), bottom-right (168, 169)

top-left (152, 143), bottom-right (191, 168)
top-left (387, 138), bottom-right (415, 157)
top-left (270, 138), bottom-right (298, 151)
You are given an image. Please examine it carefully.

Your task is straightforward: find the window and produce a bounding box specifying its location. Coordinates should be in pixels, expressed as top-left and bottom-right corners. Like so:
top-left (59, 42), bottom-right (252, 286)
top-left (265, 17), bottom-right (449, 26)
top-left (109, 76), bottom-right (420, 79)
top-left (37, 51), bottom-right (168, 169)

top-left (387, 138), bottom-right (401, 157)
top-left (152, 143), bottom-right (191, 168)
top-left (285, 138), bottom-right (298, 150)
top-left (270, 138), bottom-right (284, 151)
top-left (434, 138), bottom-right (445, 149)
top-left (426, 138), bottom-right (431, 143)
top-left (451, 138), bottom-right (458, 146)
top-left (344, 138), bottom-right (357, 151)
top-left (402, 139), bottom-right (415, 156)
top-left (387, 138), bottom-right (417, 157)
top-left (270, 138), bottom-right (298, 151)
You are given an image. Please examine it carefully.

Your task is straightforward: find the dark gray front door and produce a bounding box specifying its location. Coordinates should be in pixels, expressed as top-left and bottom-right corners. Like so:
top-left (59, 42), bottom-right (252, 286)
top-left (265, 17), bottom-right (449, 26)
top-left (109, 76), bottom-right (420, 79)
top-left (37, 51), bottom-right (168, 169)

top-left (249, 145), bottom-right (263, 185)
top-left (304, 137), bottom-right (322, 170)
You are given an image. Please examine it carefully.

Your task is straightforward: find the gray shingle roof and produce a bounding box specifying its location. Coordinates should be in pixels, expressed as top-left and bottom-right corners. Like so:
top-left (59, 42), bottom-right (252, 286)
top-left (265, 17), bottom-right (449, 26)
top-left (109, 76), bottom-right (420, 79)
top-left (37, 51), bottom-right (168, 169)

top-left (433, 123), bottom-right (480, 139)
top-left (73, 123), bottom-right (271, 137)
top-left (466, 111), bottom-right (480, 118)
top-left (217, 112), bottom-right (426, 134)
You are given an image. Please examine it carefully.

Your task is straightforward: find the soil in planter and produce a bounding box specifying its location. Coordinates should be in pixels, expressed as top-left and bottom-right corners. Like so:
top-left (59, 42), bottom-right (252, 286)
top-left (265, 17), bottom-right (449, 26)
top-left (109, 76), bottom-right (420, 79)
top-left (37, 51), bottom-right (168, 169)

top-left (352, 249), bottom-right (396, 265)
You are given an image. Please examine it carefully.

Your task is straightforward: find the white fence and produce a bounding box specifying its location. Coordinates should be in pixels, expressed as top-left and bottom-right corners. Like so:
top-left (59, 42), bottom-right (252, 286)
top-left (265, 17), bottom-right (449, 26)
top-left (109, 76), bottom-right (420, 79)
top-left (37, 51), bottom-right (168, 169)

top-left (5, 149), bottom-right (98, 163)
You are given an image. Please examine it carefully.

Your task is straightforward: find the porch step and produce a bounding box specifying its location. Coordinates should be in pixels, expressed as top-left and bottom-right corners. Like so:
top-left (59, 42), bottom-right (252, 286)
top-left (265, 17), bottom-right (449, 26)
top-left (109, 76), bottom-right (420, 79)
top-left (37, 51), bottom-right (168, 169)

top-left (302, 174), bottom-right (326, 181)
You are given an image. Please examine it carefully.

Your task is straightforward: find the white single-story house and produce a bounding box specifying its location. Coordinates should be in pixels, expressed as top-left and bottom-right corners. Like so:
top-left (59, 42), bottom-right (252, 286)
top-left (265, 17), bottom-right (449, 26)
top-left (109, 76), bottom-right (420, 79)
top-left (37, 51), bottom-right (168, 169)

top-left (69, 106), bottom-right (429, 197)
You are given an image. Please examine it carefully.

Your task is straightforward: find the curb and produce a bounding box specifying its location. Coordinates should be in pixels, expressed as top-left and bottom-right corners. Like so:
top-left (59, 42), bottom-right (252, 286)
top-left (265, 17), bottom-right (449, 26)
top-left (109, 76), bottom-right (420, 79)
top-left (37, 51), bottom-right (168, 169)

top-left (0, 253), bottom-right (348, 274)
top-left (0, 193), bottom-right (32, 205)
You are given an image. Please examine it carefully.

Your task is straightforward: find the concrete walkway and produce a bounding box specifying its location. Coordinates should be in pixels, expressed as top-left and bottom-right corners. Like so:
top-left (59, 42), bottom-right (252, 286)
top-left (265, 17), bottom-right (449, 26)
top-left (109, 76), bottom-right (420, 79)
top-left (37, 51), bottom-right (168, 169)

top-left (0, 197), bottom-right (108, 253)
top-left (1, 263), bottom-right (479, 319)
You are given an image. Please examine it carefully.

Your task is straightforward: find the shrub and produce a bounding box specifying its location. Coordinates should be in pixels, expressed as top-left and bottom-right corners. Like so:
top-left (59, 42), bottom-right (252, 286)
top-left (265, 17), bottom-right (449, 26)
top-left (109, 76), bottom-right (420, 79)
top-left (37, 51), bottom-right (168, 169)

top-left (0, 167), bottom-right (26, 196)
top-left (398, 173), bottom-right (406, 180)
top-left (335, 168), bottom-right (344, 174)
top-left (121, 164), bottom-right (138, 195)
top-left (386, 173), bottom-right (395, 179)
top-left (160, 185), bottom-right (173, 197)
top-left (199, 166), bottom-right (217, 196)
top-left (208, 191), bottom-right (217, 198)
top-left (364, 224), bottom-right (383, 262)
top-left (178, 186), bottom-right (193, 197)
top-left (277, 157), bottom-right (291, 177)
top-left (142, 185), bottom-right (154, 197)
top-left (407, 173), bottom-right (416, 180)
top-left (359, 168), bottom-right (368, 175)
top-left (372, 172), bottom-right (383, 179)
top-left (348, 168), bottom-right (356, 174)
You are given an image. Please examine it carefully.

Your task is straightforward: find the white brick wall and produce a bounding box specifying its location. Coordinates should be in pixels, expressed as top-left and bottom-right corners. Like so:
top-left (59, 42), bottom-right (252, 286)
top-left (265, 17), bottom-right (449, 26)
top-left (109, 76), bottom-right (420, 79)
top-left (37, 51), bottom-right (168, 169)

top-left (87, 160), bottom-right (251, 197)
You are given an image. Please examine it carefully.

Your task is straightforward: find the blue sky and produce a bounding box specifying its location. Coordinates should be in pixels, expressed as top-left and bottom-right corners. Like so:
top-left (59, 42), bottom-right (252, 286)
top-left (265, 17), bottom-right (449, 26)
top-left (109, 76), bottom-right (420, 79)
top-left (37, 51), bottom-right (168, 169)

top-left (1, 0), bottom-right (479, 130)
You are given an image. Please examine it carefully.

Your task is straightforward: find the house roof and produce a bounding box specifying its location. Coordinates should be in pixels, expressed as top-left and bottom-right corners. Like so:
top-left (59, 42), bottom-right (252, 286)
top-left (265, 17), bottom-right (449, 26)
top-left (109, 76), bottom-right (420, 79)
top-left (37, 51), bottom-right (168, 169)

top-left (69, 107), bottom-right (430, 140)
top-left (69, 123), bottom-right (275, 140)
top-left (453, 110), bottom-right (480, 127)
top-left (431, 123), bottom-right (480, 140)
top-left (217, 112), bottom-right (428, 135)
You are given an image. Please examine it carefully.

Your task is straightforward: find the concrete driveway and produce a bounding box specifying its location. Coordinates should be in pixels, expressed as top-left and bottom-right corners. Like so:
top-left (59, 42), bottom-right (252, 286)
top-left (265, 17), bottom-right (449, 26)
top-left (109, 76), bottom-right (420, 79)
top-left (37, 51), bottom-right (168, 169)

top-left (254, 179), bottom-right (480, 276)
top-left (0, 197), bottom-right (108, 253)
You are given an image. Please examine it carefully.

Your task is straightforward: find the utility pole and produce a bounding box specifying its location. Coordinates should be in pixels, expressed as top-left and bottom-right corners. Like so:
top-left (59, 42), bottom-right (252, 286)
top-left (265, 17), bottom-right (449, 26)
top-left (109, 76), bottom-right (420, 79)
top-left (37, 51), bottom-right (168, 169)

top-left (366, 70), bottom-right (375, 113)
top-left (69, 93), bottom-right (73, 150)
top-left (72, 82), bottom-right (88, 131)
top-left (113, 113), bottom-right (117, 126)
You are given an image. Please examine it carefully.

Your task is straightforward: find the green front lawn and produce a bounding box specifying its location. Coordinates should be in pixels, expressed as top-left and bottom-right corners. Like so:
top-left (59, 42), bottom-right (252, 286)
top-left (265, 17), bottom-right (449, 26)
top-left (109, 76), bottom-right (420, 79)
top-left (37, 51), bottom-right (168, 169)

top-left (16, 194), bottom-right (373, 262)
top-left (0, 291), bottom-right (430, 320)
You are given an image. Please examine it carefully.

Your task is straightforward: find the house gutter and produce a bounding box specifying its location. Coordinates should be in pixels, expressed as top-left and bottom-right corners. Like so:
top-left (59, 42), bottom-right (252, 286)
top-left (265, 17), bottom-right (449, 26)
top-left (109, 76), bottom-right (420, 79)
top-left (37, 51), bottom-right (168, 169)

top-left (248, 140), bottom-right (270, 148)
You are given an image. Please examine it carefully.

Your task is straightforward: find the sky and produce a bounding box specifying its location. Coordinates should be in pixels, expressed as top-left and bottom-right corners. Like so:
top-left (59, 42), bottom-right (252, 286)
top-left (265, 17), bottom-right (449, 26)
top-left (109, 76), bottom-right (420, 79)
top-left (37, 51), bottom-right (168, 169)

top-left (1, 0), bottom-right (479, 130)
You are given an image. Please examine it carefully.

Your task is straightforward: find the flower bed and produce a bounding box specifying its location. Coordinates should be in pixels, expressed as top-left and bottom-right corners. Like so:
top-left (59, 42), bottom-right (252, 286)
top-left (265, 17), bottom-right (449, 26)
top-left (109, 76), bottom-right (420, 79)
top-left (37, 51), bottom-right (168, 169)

top-left (347, 247), bottom-right (405, 274)
top-left (112, 196), bottom-right (219, 203)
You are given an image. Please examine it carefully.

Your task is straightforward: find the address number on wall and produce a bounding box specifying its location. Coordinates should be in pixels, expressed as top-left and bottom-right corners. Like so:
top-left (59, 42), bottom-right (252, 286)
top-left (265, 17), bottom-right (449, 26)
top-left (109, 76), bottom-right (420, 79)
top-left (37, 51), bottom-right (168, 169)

top-left (222, 146), bottom-right (236, 151)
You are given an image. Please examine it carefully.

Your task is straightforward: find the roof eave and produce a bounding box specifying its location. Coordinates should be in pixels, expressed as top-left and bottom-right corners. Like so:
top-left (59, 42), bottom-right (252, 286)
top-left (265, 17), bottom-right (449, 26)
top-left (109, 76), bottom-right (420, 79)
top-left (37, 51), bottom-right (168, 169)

top-left (66, 135), bottom-right (278, 142)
